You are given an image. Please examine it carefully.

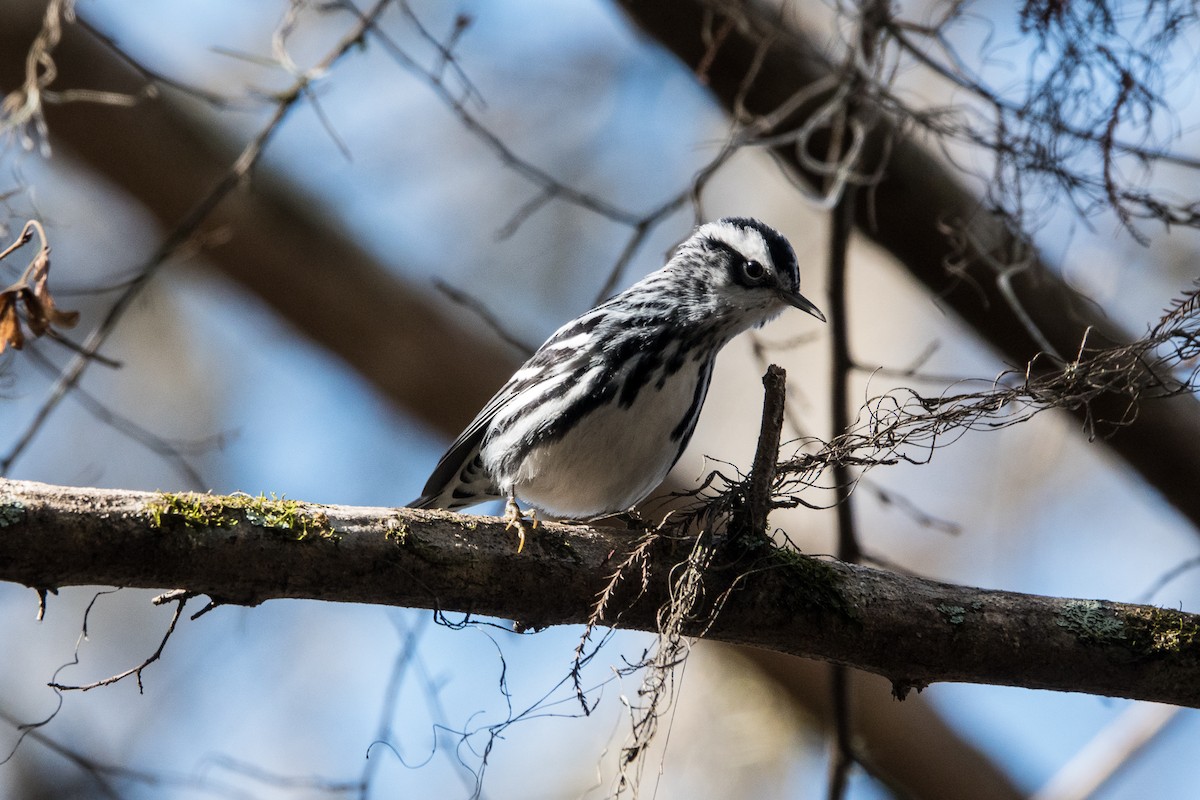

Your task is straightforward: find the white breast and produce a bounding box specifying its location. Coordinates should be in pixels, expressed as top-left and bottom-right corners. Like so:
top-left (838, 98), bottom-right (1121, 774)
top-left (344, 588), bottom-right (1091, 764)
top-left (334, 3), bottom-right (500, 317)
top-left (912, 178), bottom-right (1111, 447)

top-left (503, 359), bottom-right (706, 518)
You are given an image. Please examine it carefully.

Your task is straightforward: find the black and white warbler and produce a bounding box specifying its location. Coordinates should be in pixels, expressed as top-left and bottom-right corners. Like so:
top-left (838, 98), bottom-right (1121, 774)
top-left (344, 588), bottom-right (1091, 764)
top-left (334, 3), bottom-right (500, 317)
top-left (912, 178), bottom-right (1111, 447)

top-left (409, 217), bottom-right (824, 541)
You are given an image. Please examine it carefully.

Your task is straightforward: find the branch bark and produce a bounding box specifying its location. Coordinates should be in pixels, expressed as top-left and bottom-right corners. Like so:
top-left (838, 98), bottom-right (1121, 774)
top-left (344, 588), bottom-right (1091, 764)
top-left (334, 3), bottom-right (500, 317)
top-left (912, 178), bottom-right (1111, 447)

top-left (3, 477), bottom-right (1198, 709)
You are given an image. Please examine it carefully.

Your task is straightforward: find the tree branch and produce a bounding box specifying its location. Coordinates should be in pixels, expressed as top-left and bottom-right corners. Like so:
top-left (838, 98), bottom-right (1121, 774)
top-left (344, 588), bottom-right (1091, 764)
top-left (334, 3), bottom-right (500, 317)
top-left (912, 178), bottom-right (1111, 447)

top-left (2, 477), bottom-right (1198, 708)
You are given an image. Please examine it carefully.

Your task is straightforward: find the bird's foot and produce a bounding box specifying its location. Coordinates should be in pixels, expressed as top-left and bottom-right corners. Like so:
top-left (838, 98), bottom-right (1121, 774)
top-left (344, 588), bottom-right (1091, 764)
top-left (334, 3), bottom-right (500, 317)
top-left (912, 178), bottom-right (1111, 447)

top-left (504, 497), bottom-right (539, 554)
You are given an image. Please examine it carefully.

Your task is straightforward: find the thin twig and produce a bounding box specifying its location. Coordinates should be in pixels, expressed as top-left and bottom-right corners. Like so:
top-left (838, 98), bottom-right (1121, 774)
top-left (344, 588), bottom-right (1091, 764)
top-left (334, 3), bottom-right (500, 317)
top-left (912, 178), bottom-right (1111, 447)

top-left (48, 594), bottom-right (189, 693)
top-left (737, 364), bottom-right (787, 538)
top-left (433, 279), bottom-right (534, 356)
top-left (0, 0), bottom-right (394, 475)
top-left (22, 344), bottom-right (210, 487)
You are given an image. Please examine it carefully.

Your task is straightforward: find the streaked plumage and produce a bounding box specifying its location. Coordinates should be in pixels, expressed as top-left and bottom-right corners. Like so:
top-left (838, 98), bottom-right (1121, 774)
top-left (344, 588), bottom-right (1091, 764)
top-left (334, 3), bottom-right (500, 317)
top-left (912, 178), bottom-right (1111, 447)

top-left (409, 217), bottom-right (824, 519)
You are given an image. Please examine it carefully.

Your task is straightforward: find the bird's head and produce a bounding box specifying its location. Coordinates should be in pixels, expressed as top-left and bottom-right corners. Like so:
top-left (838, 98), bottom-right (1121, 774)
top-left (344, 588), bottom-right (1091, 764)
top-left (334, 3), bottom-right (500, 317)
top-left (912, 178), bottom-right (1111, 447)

top-left (671, 217), bottom-right (825, 331)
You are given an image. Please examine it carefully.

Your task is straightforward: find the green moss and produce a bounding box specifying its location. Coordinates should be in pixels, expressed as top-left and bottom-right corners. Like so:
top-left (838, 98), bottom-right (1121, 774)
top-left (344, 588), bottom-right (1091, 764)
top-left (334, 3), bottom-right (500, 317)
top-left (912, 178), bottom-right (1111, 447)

top-left (236, 493), bottom-right (335, 541)
top-left (146, 492), bottom-right (236, 530)
top-left (937, 603), bottom-right (967, 625)
top-left (145, 491), bottom-right (336, 541)
top-left (1056, 599), bottom-right (1127, 645)
top-left (385, 517), bottom-right (409, 545)
top-left (1124, 606), bottom-right (1200, 656)
top-left (0, 500), bottom-right (25, 528)
top-left (1056, 600), bottom-right (1200, 659)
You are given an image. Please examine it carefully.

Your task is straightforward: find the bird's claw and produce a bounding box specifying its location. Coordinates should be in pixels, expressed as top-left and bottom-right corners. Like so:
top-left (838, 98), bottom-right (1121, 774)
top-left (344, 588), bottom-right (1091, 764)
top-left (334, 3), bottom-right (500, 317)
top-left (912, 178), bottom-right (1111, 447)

top-left (504, 498), bottom-right (539, 554)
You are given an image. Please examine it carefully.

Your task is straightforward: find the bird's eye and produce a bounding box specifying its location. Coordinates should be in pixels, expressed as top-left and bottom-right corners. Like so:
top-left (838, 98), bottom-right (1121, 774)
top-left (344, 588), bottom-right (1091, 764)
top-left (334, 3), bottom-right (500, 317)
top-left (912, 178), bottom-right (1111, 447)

top-left (742, 260), bottom-right (766, 282)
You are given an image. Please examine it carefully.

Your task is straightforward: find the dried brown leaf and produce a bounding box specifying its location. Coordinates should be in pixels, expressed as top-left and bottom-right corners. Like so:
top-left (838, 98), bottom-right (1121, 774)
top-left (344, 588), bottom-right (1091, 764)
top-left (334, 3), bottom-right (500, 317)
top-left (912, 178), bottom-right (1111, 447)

top-left (28, 267), bottom-right (79, 334)
top-left (0, 220), bottom-right (78, 352)
top-left (0, 291), bottom-right (25, 352)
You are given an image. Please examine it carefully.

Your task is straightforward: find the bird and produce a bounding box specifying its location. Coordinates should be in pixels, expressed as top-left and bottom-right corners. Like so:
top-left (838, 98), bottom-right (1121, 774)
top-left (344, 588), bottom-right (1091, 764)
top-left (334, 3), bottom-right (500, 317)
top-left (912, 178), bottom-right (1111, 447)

top-left (408, 217), bottom-right (824, 548)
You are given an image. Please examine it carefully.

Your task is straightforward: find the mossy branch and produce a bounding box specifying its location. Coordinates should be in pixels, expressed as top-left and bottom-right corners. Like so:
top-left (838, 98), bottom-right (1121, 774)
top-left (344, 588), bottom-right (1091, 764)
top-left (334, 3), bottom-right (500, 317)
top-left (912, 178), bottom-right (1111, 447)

top-left (2, 477), bottom-right (1199, 708)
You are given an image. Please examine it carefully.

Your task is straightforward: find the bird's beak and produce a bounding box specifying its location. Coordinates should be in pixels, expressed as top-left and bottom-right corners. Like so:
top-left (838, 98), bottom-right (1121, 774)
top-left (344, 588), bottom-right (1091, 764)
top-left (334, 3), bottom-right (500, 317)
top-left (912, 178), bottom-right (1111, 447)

top-left (783, 289), bottom-right (826, 322)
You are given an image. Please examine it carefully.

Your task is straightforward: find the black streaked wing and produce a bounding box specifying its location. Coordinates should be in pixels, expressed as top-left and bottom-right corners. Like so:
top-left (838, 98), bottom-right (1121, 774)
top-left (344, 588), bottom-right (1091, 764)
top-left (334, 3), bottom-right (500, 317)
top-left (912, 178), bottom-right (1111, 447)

top-left (405, 380), bottom-right (517, 508)
top-left (407, 301), bottom-right (612, 509)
